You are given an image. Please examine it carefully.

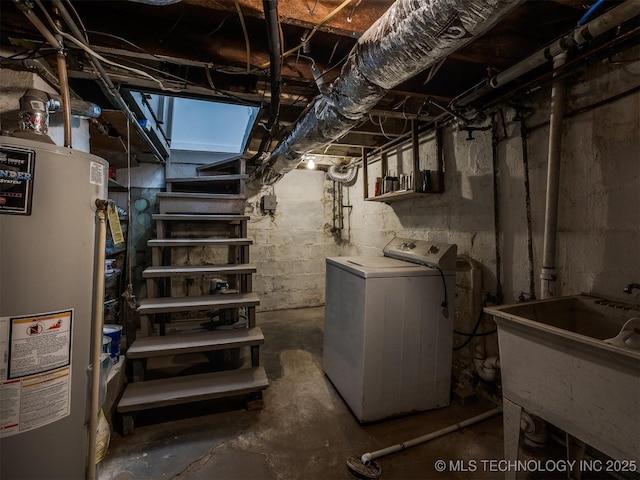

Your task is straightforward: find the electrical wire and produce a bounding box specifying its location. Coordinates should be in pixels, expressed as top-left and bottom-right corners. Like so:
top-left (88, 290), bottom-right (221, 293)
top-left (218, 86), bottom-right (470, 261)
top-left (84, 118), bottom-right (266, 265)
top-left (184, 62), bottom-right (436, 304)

top-left (64, 0), bottom-right (88, 42)
top-left (84, 30), bottom-right (160, 55)
top-left (0, 45), bottom-right (50, 62)
top-left (453, 310), bottom-right (489, 351)
top-left (423, 57), bottom-right (446, 85)
top-left (368, 114), bottom-right (394, 140)
top-left (206, 13), bottom-right (235, 37)
top-left (36, 0), bottom-right (183, 92)
top-left (122, 118), bottom-right (137, 310)
top-left (234, 0), bottom-right (251, 73)
top-left (261, 0), bottom-right (354, 69)
top-left (434, 265), bottom-right (449, 310)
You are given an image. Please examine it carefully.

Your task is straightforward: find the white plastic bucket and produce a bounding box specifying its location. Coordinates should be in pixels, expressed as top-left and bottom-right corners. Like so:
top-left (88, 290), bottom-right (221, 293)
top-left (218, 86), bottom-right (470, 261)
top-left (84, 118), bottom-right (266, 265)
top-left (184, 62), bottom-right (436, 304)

top-left (102, 324), bottom-right (123, 362)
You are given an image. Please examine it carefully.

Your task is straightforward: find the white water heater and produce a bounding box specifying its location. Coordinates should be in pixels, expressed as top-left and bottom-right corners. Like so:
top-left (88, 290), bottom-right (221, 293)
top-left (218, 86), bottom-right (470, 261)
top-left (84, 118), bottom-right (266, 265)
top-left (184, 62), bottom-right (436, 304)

top-left (0, 135), bottom-right (107, 479)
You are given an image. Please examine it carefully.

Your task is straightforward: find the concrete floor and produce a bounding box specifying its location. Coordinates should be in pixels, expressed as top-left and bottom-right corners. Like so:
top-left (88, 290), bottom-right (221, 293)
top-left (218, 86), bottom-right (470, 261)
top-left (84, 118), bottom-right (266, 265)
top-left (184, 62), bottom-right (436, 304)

top-left (97, 307), bottom-right (602, 480)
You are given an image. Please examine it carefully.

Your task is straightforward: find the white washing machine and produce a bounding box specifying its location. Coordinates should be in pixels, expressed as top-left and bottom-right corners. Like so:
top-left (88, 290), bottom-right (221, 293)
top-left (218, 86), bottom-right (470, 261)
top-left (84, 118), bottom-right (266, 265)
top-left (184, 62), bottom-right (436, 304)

top-left (323, 237), bottom-right (457, 422)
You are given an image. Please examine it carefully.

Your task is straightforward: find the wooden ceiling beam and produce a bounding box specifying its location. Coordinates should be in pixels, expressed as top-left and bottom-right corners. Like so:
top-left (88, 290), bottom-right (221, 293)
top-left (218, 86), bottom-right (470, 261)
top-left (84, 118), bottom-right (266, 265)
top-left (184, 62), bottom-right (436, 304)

top-left (184, 0), bottom-right (394, 38)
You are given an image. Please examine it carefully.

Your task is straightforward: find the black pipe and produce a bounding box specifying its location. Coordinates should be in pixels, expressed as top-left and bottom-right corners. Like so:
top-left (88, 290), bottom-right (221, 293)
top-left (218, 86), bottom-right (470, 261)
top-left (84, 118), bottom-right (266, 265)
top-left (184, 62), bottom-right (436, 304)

top-left (518, 109), bottom-right (536, 300)
top-left (252, 0), bottom-right (281, 163)
top-left (251, 0), bottom-right (522, 186)
top-left (491, 113), bottom-right (503, 304)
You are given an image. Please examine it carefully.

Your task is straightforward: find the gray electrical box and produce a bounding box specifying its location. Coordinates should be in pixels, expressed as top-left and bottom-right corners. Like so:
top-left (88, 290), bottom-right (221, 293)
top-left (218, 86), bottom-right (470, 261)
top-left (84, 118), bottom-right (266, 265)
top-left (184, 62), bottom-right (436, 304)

top-left (260, 194), bottom-right (277, 213)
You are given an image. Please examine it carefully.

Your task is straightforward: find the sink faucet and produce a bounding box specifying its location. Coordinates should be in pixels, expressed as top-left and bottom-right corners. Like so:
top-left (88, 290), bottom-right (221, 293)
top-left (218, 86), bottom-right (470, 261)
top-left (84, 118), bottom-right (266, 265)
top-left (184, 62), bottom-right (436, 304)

top-left (623, 283), bottom-right (640, 294)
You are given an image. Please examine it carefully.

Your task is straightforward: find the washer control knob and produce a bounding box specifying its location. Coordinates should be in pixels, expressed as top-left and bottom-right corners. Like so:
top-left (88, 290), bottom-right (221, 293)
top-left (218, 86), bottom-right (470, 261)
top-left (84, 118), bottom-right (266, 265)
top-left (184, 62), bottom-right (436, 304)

top-left (429, 245), bottom-right (440, 254)
top-left (401, 242), bottom-right (416, 250)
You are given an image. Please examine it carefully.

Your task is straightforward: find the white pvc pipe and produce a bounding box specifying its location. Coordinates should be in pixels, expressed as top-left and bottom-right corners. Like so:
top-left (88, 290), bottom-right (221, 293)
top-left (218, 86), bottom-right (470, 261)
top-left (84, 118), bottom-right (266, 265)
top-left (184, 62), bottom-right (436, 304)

top-left (457, 255), bottom-right (499, 381)
top-left (87, 201), bottom-right (108, 480)
top-left (540, 53), bottom-right (568, 299)
top-left (455, 0), bottom-right (638, 108)
top-left (360, 407), bottom-right (503, 465)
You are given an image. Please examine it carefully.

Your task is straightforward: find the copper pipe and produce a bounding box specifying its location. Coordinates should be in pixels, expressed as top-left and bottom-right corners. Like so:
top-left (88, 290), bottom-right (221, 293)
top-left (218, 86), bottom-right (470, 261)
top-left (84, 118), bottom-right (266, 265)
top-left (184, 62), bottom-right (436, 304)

top-left (56, 39), bottom-right (72, 147)
top-left (14, 1), bottom-right (72, 146)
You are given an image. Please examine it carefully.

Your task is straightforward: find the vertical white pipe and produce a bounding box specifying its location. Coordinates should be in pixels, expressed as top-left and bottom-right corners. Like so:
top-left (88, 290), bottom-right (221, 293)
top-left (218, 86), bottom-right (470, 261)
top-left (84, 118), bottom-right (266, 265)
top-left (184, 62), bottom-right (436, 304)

top-left (540, 53), bottom-right (567, 299)
top-left (87, 201), bottom-right (108, 480)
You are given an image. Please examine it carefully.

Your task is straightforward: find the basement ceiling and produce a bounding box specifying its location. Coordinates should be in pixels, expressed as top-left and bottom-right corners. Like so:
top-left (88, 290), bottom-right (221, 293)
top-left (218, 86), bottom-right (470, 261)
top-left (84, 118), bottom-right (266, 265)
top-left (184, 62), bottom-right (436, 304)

top-left (0, 0), bottom-right (634, 170)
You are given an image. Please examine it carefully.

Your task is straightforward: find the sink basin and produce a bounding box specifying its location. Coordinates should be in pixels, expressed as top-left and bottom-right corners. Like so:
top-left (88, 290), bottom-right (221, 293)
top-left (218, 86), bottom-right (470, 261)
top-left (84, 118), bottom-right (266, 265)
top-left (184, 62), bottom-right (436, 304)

top-left (487, 294), bottom-right (640, 356)
top-left (485, 294), bottom-right (640, 475)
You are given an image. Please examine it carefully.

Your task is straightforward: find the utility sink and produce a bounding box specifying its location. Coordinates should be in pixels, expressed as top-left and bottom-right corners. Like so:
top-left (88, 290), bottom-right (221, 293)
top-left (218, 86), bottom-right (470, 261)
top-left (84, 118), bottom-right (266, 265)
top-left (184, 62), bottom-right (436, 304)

top-left (485, 294), bottom-right (640, 478)
top-left (487, 294), bottom-right (640, 354)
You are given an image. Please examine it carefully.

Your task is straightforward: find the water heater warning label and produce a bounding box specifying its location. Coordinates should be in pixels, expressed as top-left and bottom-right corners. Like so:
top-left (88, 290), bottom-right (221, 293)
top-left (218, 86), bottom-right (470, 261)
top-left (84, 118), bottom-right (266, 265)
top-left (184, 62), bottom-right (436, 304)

top-left (0, 146), bottom-right (35, 215)
top-left (90, 161), bottom-right (104, 186)
top-left (0, 310), bottom-right (73, 438)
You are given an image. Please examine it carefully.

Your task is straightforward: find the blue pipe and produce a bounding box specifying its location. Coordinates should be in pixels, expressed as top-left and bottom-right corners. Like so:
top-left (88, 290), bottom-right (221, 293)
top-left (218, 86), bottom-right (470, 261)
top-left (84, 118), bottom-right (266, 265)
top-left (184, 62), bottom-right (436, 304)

top-left (577, 0), bottom-right (606, 26)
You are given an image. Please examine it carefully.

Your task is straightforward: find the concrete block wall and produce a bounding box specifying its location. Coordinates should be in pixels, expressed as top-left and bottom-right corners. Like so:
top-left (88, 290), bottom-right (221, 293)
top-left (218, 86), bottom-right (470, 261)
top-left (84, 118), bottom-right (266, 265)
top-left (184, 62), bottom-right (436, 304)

top-left (247, 169), bottom-right (341, 311)
top-left (332, 55), bottom-right (640, 385)
top-left (244, 53), bottom-right (639, 342)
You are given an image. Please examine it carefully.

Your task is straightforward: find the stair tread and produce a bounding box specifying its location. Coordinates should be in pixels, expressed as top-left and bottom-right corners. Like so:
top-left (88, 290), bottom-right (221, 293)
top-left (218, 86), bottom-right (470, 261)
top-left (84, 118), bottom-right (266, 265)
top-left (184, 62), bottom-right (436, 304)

top-left (196, 155), bottom-right (246, 173)
top-left (153, 213), bottom-right (249, 222)
top-left (166, 175), bottom-right (248, 182)
top-left (157, 192), bottom-right (247, 199)
top-left (143, 263), bottom-right (256, 278)
top-left (138, 292), bottom-right (260, 314)
top-left (148, 238), bottom-right (253, 247)
top-left (127, 327), bottom-right (264, 358)
top-left (117, 366), bottom-right (268, 413)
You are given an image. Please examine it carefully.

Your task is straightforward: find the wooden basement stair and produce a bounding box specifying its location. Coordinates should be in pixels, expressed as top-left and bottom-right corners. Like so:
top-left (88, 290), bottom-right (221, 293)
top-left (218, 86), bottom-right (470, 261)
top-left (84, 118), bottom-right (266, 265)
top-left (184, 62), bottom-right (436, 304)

top-left (117, 157), bottom-right (268, 434)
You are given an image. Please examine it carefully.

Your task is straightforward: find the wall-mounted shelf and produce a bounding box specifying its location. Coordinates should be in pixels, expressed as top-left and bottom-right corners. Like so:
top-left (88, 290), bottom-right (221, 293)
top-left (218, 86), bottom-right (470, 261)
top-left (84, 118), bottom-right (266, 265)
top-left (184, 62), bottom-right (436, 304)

top-left (89, 110), bottom-right (159, 168)
top-left (108, 178), bottom-right (128, 192)
top-left (363, 122), bottom-right (443, 203)
top-left (366, 189), bottom-right (439, 204)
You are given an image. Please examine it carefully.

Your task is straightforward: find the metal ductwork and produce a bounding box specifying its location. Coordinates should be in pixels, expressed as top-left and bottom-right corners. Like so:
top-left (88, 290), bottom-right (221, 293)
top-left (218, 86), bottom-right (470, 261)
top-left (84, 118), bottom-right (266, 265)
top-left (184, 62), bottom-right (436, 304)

top-left (18, 88), bottom-right (51, 137)
top-left (327, 164), bottom-right (358, 184)
top-left (15, 88), bottom-right (101, 143)
top-left (250, 0), bottom-right (523, 187)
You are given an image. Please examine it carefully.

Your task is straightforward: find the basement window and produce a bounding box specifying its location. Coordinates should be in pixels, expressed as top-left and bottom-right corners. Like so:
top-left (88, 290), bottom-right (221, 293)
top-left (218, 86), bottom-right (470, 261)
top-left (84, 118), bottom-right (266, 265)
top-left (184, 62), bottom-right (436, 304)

top-left (169, 97), bottom-right (258, 153)
top-left (122, 89), bottom-right (259, 158)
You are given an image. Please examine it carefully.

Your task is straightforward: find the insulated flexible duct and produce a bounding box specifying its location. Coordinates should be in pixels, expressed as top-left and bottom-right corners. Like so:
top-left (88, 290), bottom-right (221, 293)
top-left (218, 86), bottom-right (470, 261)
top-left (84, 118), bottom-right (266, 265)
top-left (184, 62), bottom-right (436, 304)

top-left (327, 164), bottom-right (358, 183)
top-left (251, 0), bottom-right (523, 186)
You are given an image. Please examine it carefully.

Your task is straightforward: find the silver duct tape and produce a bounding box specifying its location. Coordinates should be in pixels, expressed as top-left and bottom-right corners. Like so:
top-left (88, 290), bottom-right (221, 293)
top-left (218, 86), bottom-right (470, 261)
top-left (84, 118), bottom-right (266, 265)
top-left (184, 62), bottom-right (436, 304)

top-left (253, 0), bottom-right (523, 186)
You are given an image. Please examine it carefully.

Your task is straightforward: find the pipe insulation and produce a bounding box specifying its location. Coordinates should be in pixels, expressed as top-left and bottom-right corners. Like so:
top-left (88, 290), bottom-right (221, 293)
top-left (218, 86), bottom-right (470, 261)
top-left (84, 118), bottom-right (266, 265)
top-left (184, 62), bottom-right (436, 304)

top-left (251, 0), bottom-right (523, 186)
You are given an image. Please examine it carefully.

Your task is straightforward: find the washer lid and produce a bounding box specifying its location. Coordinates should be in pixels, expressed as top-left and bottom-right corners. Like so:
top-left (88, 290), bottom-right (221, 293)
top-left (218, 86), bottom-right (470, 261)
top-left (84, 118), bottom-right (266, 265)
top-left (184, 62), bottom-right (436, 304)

top-left (326, 256), bottom-right (439, 278)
